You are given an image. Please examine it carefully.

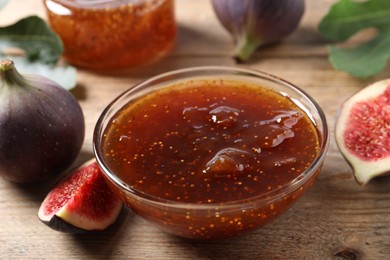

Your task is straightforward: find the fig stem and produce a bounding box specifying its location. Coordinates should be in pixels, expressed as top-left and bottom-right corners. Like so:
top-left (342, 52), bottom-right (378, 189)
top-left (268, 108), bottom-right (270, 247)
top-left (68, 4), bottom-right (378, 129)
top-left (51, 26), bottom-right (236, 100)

top-left (0, 59), bottom-right (13, 71)
top-left (234, 33), bottom-right (261, 62)
top-left (0, 59), bottom-right (28, 87)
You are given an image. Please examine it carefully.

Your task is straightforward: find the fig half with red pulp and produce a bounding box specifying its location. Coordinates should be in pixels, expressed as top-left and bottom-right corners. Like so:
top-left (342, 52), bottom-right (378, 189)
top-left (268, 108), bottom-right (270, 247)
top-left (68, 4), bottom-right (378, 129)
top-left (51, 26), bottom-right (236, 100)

top-left (335, 79), bottom-right (390, 185)
top-left (38, 159), bottom-right (123, 233)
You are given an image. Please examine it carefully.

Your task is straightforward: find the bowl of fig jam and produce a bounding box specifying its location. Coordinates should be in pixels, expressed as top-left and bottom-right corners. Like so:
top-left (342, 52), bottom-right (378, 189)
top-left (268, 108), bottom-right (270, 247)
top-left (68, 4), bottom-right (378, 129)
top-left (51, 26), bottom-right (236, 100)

top-left (93, 67), bottom-right (329, 240)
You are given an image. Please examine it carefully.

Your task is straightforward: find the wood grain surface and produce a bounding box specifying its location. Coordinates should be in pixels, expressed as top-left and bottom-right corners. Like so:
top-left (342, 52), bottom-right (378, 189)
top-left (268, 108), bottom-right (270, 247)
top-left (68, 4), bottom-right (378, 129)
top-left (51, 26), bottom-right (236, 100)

top-left (1, 0), bottom-right (390, 259)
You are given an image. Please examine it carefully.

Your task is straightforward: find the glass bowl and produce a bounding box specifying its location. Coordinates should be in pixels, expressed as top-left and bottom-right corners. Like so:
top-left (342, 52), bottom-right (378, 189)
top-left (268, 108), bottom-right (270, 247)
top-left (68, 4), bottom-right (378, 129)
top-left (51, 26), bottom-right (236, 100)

top-left (93, 66), bottom-right (329, 240)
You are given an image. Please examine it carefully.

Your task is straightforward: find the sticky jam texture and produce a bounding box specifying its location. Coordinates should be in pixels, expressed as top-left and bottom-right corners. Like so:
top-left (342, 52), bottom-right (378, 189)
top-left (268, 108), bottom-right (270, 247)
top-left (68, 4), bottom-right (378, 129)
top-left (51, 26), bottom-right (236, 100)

top-left (344, 85), bottom-right (390, 161)
top-left (102, 79), bottom-right (320, 204)
top-left (45, 0), bottom-right (176, 69)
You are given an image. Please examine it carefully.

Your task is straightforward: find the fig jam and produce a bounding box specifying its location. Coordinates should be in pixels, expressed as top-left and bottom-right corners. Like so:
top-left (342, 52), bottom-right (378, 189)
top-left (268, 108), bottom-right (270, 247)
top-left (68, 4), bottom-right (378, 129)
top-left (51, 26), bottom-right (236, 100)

top-left (103, 79), bottom-right (319, 199)
top-left (101, 79), bottom-right (321, 239)
top-left (44, 0), bottom-right (176, 69)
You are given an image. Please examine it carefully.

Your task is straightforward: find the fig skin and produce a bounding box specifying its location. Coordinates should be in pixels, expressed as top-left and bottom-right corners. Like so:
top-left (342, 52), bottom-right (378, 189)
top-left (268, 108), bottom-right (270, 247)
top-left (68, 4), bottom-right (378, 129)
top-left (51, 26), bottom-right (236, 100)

top-left (0, 59), bottom-right (85, 183)
top-left (335, 79), bottom-right (390, 185)
top-left (211, 0), bottom-right (305, 61)
top-left (38, 159), bottom-right (123, 233)
top-left (40, 215), bottom-right (91, 234)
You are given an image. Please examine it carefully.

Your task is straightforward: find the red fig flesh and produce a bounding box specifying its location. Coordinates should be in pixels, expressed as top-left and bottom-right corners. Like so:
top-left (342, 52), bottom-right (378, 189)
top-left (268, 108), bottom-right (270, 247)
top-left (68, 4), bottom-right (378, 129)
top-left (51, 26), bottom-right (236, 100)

top-left (335, 79), bottom-right (390, 185)
top-left (38, 159), bottom-right (123, 233)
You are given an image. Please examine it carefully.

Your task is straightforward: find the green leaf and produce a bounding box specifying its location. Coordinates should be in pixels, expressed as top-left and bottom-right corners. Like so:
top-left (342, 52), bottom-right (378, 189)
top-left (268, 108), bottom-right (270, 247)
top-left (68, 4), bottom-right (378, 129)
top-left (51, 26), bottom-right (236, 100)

top-left (319, 0), bottom-right (390, 78)
top-left (328, 31), bottom-right (390, 78)
top-left (2, 56), bottom-right (77, 90)
top-left (0, 16), bottom-right (63, 64)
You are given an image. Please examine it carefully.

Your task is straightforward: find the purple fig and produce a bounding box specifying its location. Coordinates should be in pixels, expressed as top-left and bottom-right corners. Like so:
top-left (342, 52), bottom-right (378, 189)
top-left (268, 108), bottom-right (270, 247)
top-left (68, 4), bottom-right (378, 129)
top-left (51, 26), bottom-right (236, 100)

top-left (211, 0), bottom-right (305, 61)
top-left (335, 79), bottom-right (390, 185)
top-left (0, 59), bottom-right (85, 183)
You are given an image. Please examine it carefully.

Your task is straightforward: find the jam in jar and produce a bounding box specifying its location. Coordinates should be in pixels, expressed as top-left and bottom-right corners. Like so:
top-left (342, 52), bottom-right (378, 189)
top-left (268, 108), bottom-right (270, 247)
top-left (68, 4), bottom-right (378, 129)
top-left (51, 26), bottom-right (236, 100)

top-left (44, 0), bottom-right (176, 69)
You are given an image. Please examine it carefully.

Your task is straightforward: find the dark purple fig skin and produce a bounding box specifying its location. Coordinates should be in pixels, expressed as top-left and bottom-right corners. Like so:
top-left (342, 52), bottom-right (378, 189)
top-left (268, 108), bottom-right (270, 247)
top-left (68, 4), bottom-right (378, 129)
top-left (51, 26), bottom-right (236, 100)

top-left (0, 60), bottom-right (84, 183)
top-left (211, 0), bottom-right (305, 61)
top-left (40, 215), bottom-right (89, 234)
top-left (39, 207), bottom-right (126, 234)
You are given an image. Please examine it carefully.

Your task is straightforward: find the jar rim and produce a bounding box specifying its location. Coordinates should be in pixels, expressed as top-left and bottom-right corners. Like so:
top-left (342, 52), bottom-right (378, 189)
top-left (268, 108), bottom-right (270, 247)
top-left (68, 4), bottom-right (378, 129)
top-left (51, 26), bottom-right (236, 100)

top-left (46, 0), bottom-right (159, 8)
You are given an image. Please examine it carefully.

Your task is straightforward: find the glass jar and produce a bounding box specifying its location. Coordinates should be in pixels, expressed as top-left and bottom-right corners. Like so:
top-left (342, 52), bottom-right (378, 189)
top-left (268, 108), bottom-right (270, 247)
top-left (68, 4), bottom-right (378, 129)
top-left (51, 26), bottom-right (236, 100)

top-left (43, 0), bottom-right (176, 70)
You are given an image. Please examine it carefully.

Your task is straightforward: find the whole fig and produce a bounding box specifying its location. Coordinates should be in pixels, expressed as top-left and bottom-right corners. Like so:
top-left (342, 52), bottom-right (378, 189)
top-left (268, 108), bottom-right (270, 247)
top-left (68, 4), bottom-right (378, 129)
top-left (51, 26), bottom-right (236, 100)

top-left (211, 0), bottom-right (305, 61)
top-left (0, 59), bottom-right (84, 183)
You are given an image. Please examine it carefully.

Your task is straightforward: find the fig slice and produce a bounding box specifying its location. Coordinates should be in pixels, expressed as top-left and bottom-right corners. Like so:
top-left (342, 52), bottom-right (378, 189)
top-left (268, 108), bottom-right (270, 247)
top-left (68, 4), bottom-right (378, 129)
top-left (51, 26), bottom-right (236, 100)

top-left (335, 79), bottom-right (390, 185)
top-left (38, 159), bottom-right (123, 233)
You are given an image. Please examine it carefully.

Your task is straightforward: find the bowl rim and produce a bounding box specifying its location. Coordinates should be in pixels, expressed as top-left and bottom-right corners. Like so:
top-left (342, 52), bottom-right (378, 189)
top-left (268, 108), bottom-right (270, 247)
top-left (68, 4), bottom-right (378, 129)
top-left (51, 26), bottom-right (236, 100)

top-left (93, 66), bottom-right (330, 209)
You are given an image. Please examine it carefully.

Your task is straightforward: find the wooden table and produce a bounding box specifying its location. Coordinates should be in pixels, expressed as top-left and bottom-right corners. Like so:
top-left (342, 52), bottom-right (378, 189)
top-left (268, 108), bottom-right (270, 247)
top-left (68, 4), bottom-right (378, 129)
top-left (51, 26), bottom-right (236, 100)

top-left (1, 1), bottom-right (389, 259)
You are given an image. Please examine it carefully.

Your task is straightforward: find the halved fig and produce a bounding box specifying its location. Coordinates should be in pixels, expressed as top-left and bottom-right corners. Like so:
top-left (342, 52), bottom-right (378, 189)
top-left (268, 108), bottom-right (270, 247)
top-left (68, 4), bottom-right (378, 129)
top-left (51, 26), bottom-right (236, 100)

top-left (335, 79), bottom-right (390, 185)
top-left (38, 159), bottom-right (123, 233)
